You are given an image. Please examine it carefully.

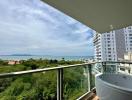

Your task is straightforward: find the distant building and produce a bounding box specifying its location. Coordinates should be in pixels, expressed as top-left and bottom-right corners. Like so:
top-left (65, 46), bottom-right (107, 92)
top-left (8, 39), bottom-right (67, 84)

top-left (124, 52), bottom-right (132, 61)
top-left (93, 26), bottom-right (132, 62)
top-left (119, 52), bottom-right (132, 74)
top-left (8, 60), bottom-right (20, 65)
top-left (93, 30), bottom-right (121, 61)
top-left (125, 26), bottom-right (132, 52)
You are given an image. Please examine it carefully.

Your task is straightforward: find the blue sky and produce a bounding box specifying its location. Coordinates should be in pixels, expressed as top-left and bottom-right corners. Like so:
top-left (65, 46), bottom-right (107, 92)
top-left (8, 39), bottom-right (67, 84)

top-left (0, 0), bottom-right (94, 56)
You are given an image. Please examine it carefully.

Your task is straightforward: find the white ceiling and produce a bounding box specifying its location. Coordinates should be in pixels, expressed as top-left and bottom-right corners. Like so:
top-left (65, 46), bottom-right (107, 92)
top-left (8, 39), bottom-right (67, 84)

top-left (42, 0), bottom-right (132, 33)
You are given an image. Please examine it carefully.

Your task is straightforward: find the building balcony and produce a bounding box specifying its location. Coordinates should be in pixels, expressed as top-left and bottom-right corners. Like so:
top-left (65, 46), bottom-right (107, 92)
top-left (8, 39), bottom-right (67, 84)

top-left (0, 61), bottom-right (132, 100)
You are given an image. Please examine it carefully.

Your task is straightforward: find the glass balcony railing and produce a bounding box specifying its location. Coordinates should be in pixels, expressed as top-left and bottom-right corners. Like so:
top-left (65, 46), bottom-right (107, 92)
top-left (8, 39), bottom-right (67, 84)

top-left (0, 61), bottom-right (132, 100)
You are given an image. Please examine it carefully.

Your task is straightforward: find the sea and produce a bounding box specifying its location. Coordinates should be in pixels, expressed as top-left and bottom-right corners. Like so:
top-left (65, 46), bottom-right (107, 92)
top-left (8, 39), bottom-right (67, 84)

top-left (0, 55), bottom-right (93, 61)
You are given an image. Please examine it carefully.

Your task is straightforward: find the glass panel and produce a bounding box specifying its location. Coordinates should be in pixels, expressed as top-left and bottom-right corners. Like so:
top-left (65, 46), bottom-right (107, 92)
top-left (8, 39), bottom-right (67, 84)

top-left (96, 62), bottom-right (118, 74)
top-left (118, 62), bottom-right (132, 75)
top-left (0, 71), bottom-right (57, 100)
top-left (94, 63), bottom-right (102, 73)
top-left (63, 65), bottom-right (88, 100)
top-left (91, 64), bottom-right (96, 89)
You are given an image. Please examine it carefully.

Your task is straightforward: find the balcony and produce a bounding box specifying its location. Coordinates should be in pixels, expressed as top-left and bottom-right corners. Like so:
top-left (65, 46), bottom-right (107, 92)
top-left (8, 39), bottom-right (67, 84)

top-left (0, 61), bottom-right (132, 100)
top-left (0, 0), bottom-right (131, 99)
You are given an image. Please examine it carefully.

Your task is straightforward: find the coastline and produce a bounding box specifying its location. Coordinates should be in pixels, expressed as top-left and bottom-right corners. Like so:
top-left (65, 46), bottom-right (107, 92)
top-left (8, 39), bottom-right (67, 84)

top-left (0, 55), bottom-right (93, 61)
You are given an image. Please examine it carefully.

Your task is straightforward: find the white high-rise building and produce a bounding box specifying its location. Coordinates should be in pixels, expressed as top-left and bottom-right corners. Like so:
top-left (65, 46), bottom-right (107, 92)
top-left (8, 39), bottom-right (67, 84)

top-left (125, 26), bottom-right (132, 52)
top-left (94, 26), bottom-right (132, 62)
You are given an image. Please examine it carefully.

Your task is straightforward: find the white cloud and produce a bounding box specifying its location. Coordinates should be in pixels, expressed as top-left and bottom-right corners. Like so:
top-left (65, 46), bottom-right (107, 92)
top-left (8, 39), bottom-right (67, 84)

top-left (0, 0), bottom-right (94, 56)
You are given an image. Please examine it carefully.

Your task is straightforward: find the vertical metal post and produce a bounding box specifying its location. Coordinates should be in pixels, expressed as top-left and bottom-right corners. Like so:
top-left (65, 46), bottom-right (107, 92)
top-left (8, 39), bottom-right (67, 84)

top-left (57, 68), bottom-right (63, 100)
top-left (115, 63), bottom-right (119, 74)
top-left (88, 64), bottom-right (92, 90)
top-left (86, 64), bottom-right (92, 92)
top-left (129, 63), bottom-right (131, 74)
top-left (102, 62), bottom-right (106, 73)
top-left (86, 65), bottom-right (90, 92)
top-left (101, 62), bottom-right (104, 73)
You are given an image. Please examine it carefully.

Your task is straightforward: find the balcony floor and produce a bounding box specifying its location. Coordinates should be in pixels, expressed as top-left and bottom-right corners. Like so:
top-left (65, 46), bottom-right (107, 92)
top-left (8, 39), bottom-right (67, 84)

top-left (81, 88), bottom-right (99, 100)
top-left (92, 96), bottom-right (99, 100)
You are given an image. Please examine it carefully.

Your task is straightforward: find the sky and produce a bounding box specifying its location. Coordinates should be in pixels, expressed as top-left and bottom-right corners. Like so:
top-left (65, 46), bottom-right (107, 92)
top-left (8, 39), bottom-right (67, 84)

top-left (0, 0), bottom-right (94, 56)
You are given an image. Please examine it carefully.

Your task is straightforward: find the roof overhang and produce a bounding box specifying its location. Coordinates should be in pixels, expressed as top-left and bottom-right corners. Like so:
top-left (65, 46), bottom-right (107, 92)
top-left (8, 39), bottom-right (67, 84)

top-left (42, 0), bottom-right (132, 33)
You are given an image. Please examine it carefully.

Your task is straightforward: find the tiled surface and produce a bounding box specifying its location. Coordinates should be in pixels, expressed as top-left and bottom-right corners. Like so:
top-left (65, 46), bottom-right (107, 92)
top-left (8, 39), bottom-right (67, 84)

top-left (80, 88), bottom-right (99, 100)
top-left (92, 96), bottom-right (99, 100)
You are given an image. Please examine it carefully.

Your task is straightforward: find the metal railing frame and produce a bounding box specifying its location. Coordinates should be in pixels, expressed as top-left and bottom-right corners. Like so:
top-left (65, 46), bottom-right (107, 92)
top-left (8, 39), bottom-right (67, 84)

top-left (0, 62), bottom-right (95, 100)
top-left (0, 61), bottom-right (132, 100)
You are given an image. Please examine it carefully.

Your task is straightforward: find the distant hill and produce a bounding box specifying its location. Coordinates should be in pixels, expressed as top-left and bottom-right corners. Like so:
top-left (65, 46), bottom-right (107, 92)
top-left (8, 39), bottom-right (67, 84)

top-left (10, 54), bottom-right (33, 56)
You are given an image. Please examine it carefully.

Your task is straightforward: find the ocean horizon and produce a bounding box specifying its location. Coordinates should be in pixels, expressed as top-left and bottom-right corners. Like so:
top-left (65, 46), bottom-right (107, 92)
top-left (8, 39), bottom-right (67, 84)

top-left (0, 55), bottom-right (93, 61)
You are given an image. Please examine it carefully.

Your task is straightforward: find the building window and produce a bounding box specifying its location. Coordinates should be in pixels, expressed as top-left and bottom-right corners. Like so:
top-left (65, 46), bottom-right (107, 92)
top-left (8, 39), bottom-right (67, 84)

top-left (130, 37), bottom-right (132, 39)
top-left (121, 68), bottom-right (126, 71)
top-left (108, 48), bottom-right (111, 50)
top-left (109, 58), bottom-right (111, 60)
top-left (107, 34), bottom-right (110, 37)
top-left (108, 51), bottom-right (111, 54)
top-left (108, 55), bottom-right (111, 57)
top-left (129, 34), bottom-right (132, 36)
top-left (107, 41), bottom-right (110, 43)
top-left (108, 44), bottom-right (110, 47)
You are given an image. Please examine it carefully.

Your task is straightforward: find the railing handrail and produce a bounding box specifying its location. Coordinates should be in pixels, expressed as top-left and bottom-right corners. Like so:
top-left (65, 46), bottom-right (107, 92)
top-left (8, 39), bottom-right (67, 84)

top-left (1, 61), bottom-right (132, 78)
top-left (0, 62), bottom-right (95, 78)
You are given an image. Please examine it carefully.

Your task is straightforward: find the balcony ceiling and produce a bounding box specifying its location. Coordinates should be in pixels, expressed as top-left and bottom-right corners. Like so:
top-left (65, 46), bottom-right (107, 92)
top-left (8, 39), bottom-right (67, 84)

top-left (42, 0), bottom-right (132, 33)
